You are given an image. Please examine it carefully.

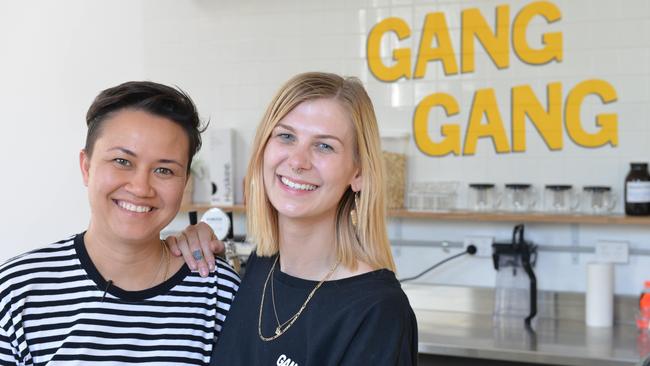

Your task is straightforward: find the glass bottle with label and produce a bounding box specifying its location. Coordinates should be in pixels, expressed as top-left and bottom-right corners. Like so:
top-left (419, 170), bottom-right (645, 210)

top-left (625, 162), bottom-right (650, 216)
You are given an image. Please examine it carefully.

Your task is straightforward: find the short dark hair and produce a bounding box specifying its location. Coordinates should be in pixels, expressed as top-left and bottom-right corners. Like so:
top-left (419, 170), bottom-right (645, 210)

top-left (85, 81), bottom-right (206, 174)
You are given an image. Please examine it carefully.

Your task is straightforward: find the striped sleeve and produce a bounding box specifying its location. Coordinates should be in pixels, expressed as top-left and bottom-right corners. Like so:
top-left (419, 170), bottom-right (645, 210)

top-left (0, 236), bottom-right (242, 365)
top-left (0, 325), bottom-right (18, 365)
top-left (213, 257), bottom-right (240, 334)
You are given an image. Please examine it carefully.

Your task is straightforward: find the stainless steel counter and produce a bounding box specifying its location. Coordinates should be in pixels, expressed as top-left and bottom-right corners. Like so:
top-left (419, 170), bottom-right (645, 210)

top-left (403, 284), bottom-right (647, 366)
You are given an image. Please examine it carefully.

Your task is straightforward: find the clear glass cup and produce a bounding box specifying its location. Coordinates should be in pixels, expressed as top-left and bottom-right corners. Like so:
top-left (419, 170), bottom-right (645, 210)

top-left (407, 183), bottom-right (426, 211)
top-left (407, 181), bottom-right (458, 212)
top-left (582, 186), bottom-right (616, 215)
top-left (504, 184), bottom-right (537, 212)
top-left (543, 185), bottom-right (580, 213)
top-left (468, 183), bottom-right (501, 211)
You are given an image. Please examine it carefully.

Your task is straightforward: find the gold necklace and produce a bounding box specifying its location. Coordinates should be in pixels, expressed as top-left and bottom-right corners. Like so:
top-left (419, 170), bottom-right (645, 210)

top-left (146, 240), bottom-right (169, 288)
top-left (258, 256), bottom-right (340, 341)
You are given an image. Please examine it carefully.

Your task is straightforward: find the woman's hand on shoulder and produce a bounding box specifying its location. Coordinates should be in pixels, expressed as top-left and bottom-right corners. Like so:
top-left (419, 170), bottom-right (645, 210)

top-left (163, 222), bottom-right (225, 277)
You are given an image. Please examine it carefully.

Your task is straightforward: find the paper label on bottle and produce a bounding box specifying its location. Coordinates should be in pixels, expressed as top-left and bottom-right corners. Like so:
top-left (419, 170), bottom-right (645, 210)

top-left (626, 182), bottom-right (650, 203)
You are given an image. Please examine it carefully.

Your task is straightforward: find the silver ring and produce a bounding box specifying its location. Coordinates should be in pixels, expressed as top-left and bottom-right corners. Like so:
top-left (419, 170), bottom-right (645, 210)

top-left (192, 249), bottom-right (203, 261)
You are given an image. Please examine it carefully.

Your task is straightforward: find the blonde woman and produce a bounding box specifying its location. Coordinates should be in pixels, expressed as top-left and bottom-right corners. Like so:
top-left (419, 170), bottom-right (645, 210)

top-left (171, 72), bottom-right (417, 365)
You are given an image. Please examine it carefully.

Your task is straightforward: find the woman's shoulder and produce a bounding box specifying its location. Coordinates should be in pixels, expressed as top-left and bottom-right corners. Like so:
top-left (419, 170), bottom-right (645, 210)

top-left (329, 269), bottom-right (412, 309)
top-left (214, 256), bottom-right (241, 286)
top-left (235, 251), bottom-right (277, 284)
top-left (0, 234), bottom-right (79, 280)
top-left (243, 250), bottom-right (278, 270)
top-left (321, 270), bottom-right (417, 342)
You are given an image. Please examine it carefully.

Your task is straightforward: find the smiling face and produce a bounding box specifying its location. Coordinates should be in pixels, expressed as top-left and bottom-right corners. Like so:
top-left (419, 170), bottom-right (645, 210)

top-left (262, 98), bottom-right (362, 224)
top-left (80, 109), bottom-right (189, 244)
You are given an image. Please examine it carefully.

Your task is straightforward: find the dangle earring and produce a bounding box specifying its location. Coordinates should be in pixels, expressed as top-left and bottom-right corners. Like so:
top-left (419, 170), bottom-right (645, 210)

top-left (350, 191), bottom-right (360, 228)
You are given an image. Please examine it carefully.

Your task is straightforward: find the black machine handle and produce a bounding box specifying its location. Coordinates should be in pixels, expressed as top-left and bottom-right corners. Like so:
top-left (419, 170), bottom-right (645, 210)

top-left (522, 248), bottom-right (537, 326)
top-left (512, 224), bottom-right (525, 247)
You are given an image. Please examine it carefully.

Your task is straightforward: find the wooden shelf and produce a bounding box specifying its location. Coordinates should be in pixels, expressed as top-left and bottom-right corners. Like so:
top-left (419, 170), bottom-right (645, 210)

top-left (179, 204), bottom-right (650, 226)
top-left (180, 203), bottom-right (246, 214)
top-left (388, 209), bottom-right (650, 226)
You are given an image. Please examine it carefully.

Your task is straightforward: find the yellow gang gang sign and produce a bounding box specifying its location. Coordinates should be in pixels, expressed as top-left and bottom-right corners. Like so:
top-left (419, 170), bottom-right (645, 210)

top-left (366, 0), bottom-right (618, 157)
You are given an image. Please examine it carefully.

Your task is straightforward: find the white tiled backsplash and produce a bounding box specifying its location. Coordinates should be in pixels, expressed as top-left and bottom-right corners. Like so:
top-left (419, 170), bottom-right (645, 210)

top-left (142, 0), bottom-right (648, 198)
top-left (152, 0), bottom-right (650, 295)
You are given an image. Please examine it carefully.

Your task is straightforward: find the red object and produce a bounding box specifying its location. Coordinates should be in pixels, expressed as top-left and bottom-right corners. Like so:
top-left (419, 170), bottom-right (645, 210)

top-left (638, 331), bottom-right (650, 361)
top-left (642, 281), bottom-right (650, 308)
top-left (638, 281), bottom-right (650, 330)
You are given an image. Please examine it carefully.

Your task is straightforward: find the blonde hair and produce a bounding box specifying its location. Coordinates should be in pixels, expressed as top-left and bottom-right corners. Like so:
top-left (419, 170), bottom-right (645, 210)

top-left (245, 72), bottom-right (395, 272)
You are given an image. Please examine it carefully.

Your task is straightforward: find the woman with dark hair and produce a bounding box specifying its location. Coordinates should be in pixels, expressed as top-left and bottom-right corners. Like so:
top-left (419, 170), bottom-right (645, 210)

top-left (0, 81), bottom-right (239, 365)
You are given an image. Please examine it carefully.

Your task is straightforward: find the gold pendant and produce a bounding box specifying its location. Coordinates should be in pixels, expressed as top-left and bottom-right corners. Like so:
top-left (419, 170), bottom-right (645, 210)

top-left (275, 327), bottom-right (281, 336)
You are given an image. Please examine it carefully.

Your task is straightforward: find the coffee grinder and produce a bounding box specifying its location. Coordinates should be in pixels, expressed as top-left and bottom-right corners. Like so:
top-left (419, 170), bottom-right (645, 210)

top-left (492, 224), bottom-right (538, 326)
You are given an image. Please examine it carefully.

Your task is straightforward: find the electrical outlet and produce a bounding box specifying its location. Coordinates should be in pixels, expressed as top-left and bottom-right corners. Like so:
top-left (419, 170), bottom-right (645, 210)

top-left (595, 240), bottom-right (629, 264)
top-left (463, 236), bottom-right (494, 257)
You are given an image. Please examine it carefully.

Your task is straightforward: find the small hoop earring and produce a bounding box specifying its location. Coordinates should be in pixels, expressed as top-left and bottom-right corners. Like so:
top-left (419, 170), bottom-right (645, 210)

top-left (350, 191), bottom-right (360, 228)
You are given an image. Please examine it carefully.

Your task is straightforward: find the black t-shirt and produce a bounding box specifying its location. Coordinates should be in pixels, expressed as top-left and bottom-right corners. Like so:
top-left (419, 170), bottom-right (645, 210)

top-left (211, 252), bottom-right (418, 366)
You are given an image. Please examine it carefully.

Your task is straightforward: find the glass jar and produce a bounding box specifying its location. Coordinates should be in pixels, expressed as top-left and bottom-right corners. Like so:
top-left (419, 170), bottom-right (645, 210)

top-left (407, 181), bottom-right (459, 212)
top-left (625, 162), bottom-right (650, 216)
top-left (468, 183), bottom-right (501, 211)
top-left (503, 184), bottom-right (537, 212)
top-left (582, 186), bottom-right (616, 215)
top-left (381, 132), bottom-right (409, 209)
top-left (543, 185), bottom-right (579, 213)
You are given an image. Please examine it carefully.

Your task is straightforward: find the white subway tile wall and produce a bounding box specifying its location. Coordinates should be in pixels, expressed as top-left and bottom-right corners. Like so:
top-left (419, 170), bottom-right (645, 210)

top-left (108, 0), bottom-right (650, 294)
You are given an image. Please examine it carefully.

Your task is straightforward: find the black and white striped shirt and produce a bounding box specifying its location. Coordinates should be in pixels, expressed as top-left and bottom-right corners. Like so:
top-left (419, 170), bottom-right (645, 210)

top-left (0, 234), bottom-right (240, 365)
